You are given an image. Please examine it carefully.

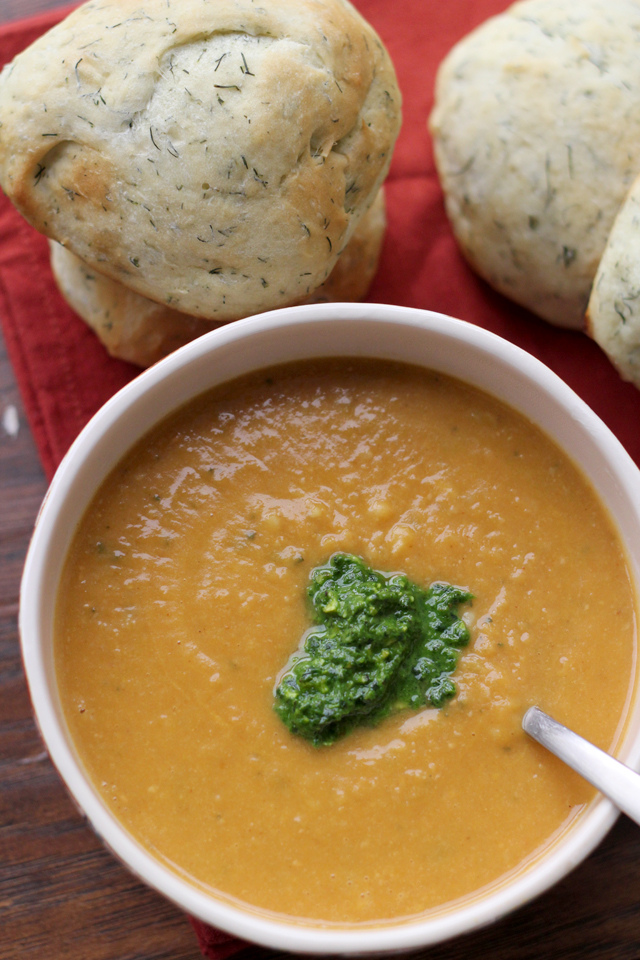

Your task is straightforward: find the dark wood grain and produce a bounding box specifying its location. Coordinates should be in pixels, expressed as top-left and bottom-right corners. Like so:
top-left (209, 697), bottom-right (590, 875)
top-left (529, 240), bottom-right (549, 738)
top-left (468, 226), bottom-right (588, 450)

top-left (3, 1), bottom-right (640, 959)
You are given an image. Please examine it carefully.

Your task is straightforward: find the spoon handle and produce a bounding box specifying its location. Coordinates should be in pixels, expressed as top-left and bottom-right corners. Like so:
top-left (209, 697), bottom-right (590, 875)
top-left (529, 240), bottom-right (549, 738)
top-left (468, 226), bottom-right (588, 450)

top-left (522, 706), bottom-right (640, 827)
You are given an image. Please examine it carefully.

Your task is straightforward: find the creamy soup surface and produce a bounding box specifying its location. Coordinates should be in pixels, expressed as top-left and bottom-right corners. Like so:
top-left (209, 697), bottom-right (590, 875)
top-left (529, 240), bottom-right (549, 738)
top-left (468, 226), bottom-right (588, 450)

top-left (55, 358), bottom-right (637, 925)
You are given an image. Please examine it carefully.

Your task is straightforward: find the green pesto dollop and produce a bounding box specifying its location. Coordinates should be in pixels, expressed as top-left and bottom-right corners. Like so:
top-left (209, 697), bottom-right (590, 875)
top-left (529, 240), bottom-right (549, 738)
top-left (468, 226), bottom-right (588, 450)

top-left (274, 553), bottom-right (472, 746)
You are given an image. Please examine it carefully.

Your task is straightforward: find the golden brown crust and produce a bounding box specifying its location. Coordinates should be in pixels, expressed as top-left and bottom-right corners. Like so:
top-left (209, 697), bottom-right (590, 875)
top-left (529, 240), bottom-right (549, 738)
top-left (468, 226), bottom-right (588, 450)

top-left (0, 0), bottom-right (400, 320)
top-left (302, 187), bottom-right (387, 304)
top-left (50, 189), bottom-right (386, 366)
top-left (49, 240), bottom-right (220, 367)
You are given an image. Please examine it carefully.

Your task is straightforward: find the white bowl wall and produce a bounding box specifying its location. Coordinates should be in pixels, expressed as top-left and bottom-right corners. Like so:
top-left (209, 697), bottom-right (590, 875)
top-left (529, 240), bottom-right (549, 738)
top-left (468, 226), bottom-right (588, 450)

top-left (19, 303), bottom-right (640, 954)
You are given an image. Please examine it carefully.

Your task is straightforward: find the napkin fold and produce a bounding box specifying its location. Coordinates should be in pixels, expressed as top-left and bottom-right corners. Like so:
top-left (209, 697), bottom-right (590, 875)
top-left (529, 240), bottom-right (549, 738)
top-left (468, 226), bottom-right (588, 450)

top-left (3, 2), bottom-right (640, 959)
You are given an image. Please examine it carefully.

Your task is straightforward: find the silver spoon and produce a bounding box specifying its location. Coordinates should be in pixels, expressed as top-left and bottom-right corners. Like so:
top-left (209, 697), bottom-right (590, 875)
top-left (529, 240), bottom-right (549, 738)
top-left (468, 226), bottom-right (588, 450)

top-left (522, 706), bottom-right (640, 826)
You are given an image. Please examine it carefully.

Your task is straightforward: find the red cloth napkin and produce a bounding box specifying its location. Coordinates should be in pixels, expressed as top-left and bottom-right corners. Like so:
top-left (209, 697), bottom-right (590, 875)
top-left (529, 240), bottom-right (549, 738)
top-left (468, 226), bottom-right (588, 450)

top-left (3, 2), bottom-right (640, 958)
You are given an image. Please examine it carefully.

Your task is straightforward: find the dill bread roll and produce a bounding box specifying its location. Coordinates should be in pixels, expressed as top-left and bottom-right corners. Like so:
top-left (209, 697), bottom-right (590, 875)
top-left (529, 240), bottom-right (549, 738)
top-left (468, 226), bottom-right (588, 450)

top-left (587, 174), bottom-right (640, 387)
top-left (49, 187), bottom-right (387, 367)
top-left (0, 0), bottom-right (400, 323)
top-left (430, 0), bottom-right (640, 330)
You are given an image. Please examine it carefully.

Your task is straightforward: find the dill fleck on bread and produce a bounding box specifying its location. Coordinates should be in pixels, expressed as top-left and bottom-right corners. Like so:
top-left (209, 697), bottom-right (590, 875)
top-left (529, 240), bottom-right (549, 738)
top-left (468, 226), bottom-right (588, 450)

top-left (49, 188), bottom-right (387, 366)
top-left (0, 0), bottom-right (400, 342)
top-left (430, 0), bottom-right (640, 330)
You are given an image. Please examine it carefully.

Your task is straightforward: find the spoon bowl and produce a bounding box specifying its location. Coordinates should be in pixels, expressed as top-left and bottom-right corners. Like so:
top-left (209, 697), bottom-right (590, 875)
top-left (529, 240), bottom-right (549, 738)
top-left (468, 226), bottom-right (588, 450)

top-left (523, 706), bottom-right (640, 826)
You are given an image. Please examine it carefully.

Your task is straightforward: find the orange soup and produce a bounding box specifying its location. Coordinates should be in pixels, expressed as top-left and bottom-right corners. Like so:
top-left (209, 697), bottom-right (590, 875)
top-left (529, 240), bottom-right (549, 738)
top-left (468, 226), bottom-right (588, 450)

top-left (54, 358), bottom-right (637, 924)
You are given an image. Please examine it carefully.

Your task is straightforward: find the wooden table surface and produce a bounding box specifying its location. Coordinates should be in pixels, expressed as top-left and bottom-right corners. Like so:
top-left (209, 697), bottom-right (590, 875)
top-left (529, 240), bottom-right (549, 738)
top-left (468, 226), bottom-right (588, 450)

top-left (3, 1), bottom-right (640, 958)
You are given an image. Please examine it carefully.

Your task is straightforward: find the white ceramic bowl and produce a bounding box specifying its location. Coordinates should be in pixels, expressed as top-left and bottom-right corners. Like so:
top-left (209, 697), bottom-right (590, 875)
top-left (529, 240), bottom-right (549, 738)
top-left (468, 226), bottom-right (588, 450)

top-left (20, 302), bottom-right (640, 954)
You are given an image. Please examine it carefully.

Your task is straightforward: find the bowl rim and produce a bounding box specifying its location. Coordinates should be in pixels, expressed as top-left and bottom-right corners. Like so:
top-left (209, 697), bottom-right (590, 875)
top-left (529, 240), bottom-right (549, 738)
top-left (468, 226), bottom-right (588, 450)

top-left (19, 301), bottom-right (640, 954)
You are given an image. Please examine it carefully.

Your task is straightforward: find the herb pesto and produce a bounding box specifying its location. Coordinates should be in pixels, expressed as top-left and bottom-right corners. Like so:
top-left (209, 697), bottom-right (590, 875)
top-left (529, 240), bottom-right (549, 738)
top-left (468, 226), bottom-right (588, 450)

top-left (274, 554), bottom-right (472, 746)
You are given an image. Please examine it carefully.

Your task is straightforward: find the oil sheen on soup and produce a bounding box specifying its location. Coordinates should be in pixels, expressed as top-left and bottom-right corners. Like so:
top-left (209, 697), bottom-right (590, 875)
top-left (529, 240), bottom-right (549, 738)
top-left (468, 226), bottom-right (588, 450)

top-left (55, 358), bottom-right (637, 924)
